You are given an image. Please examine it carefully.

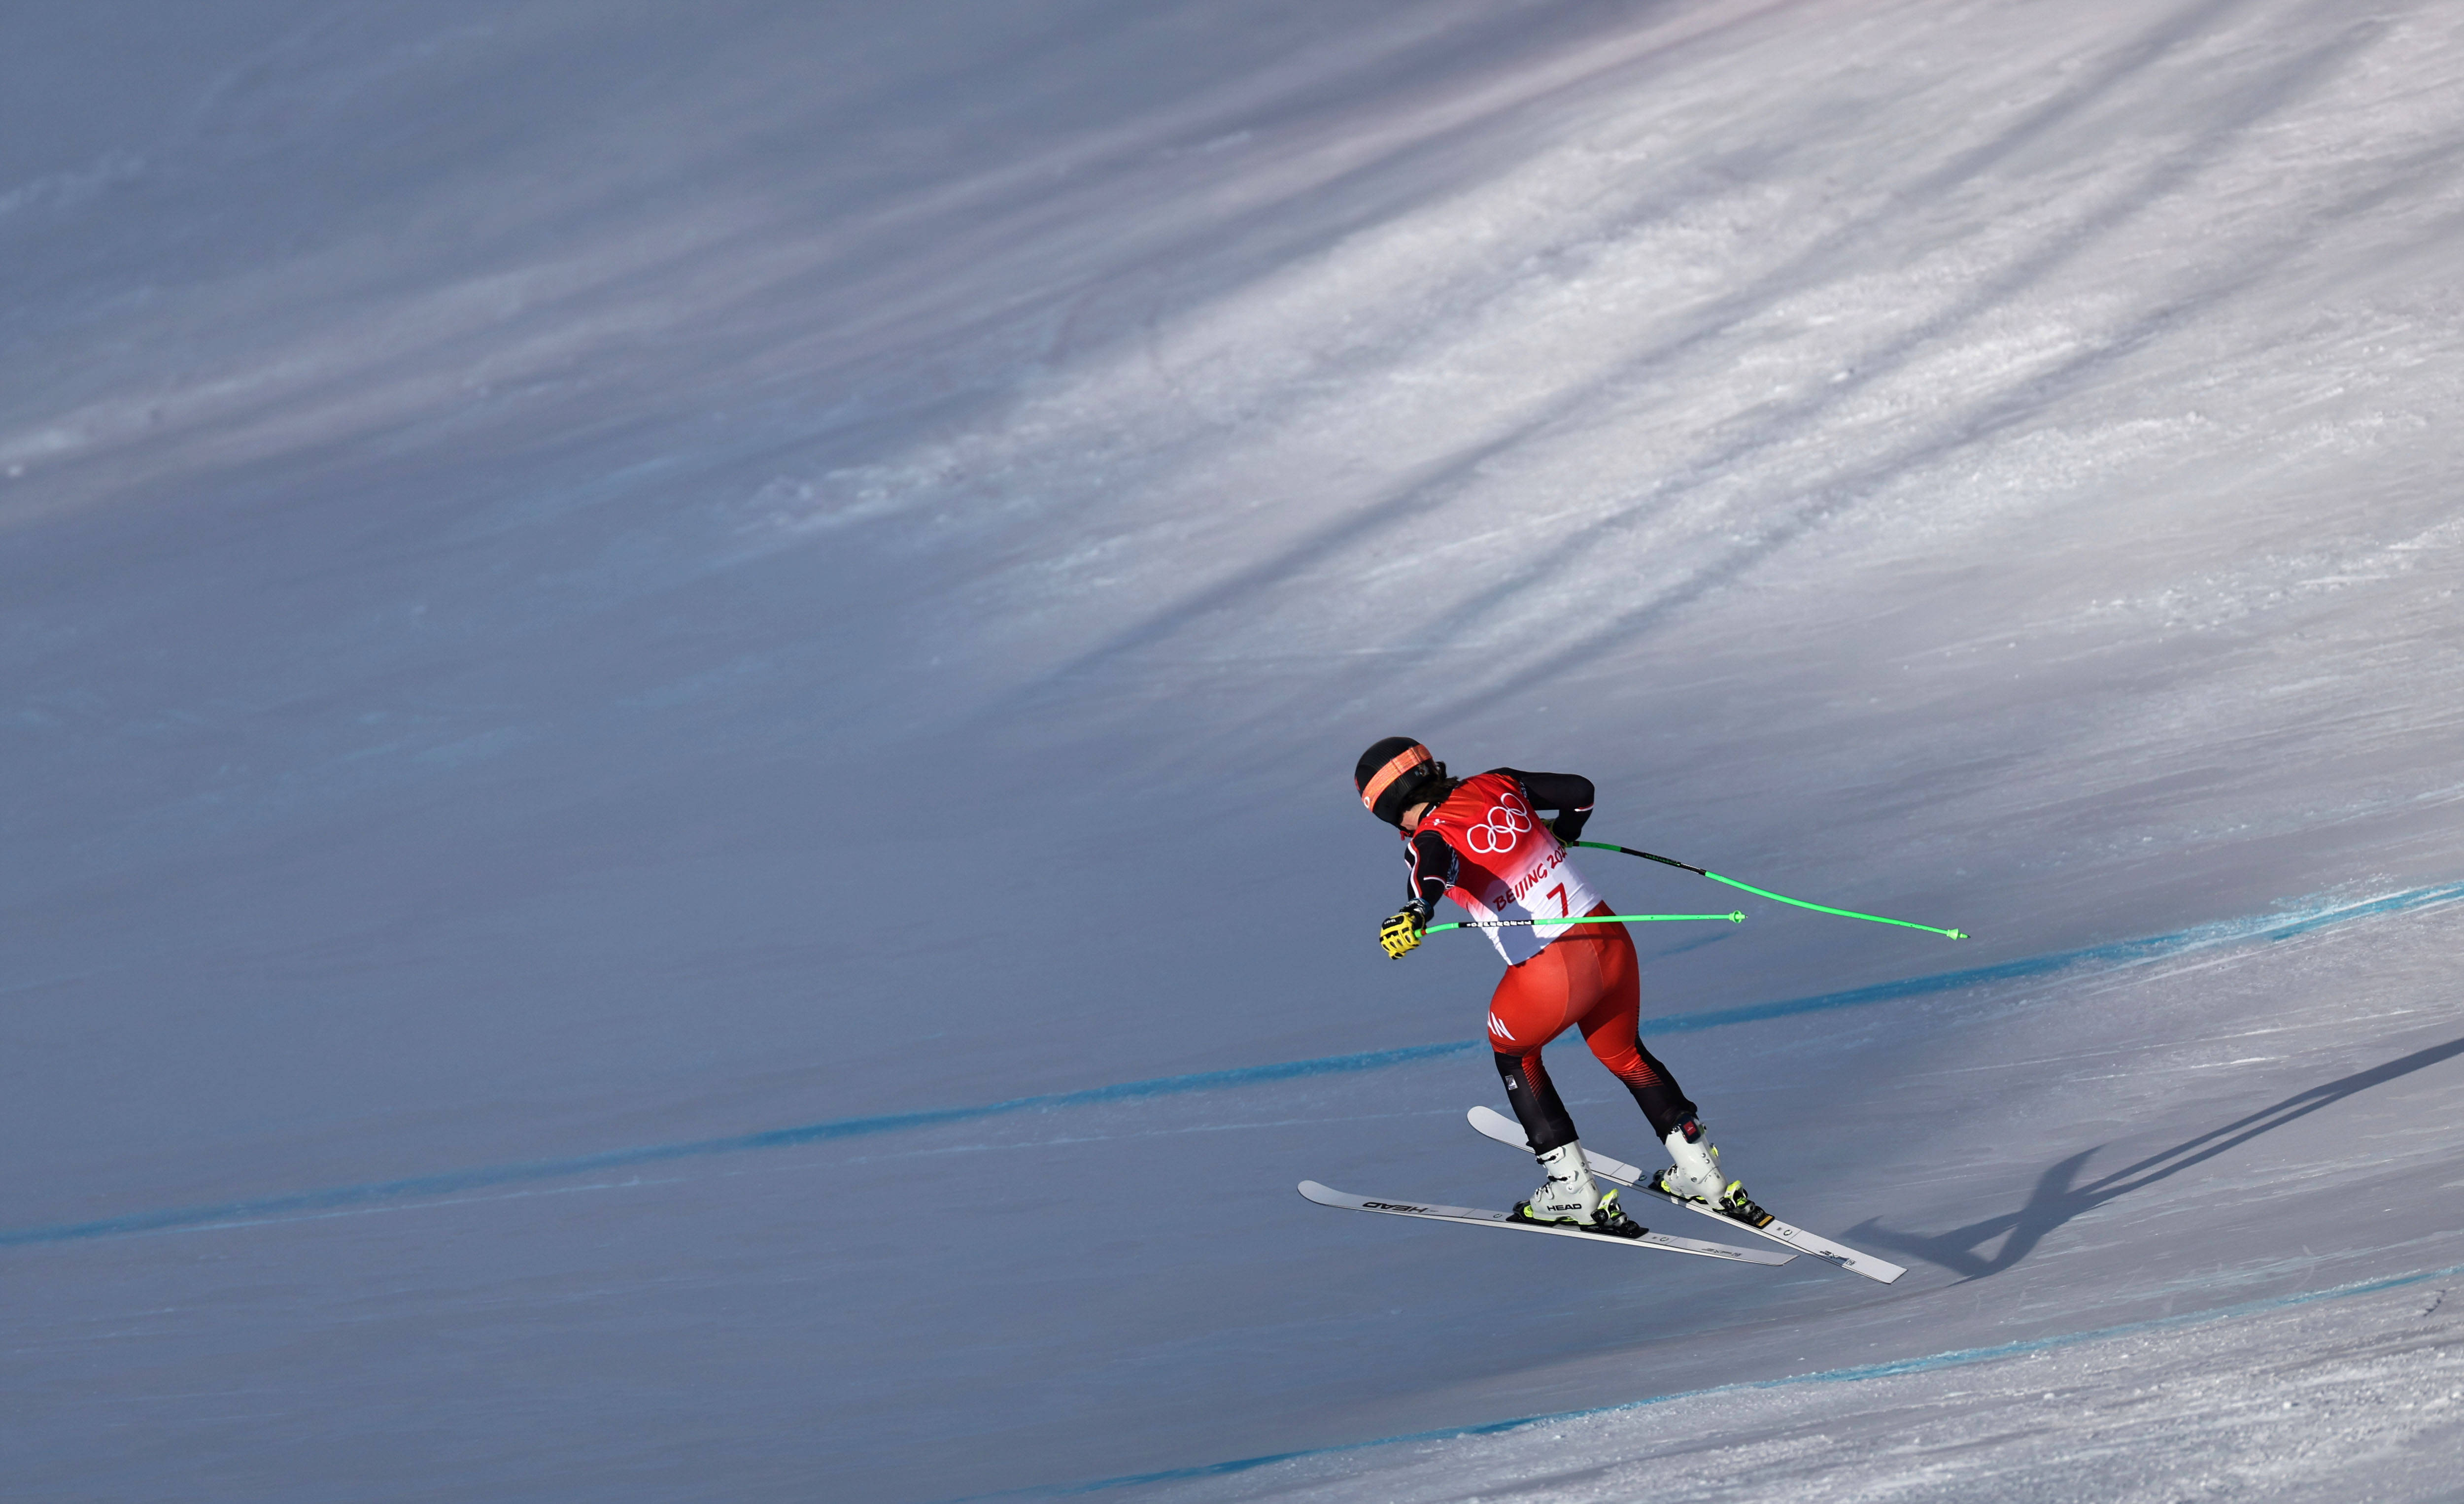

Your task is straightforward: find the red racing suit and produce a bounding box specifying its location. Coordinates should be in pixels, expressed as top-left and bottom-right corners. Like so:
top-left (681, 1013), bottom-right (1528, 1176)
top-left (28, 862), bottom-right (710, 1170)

top-left (1410, 770), bottom-right (1603, 967)
top-left (1404, 769), bottom-right (1696, 1151)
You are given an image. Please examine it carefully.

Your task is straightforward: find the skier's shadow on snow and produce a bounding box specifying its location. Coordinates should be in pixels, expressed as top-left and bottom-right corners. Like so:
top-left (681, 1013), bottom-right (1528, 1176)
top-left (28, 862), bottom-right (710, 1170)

top-left (1844, 1035), bottom-right (2464, 1282)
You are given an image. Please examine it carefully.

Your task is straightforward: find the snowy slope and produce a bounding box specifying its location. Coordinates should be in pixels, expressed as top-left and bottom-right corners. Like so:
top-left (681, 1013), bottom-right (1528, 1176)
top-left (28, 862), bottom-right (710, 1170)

top-left (4, 1), bottom-right (2463, 1501)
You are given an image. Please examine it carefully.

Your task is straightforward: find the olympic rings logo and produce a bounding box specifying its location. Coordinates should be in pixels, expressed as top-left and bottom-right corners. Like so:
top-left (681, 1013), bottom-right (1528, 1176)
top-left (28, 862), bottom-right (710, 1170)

top-left (1463, 796), bottom-right (1534, 854)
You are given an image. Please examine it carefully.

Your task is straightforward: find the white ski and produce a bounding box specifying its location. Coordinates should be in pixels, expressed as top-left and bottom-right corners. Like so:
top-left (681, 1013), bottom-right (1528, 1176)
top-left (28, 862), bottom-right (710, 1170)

top-left (1465, 1105), bottom-right (1906, 1284)
top-left (1296, 1181), bottom-right (1795, 1265)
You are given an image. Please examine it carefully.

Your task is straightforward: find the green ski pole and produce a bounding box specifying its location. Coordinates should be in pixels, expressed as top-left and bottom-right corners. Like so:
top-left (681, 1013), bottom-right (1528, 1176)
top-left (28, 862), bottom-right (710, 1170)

top-left (1428, 911), bottom-right (1744, 933)
top-left (1571, 842), bottom-right (1968, 940)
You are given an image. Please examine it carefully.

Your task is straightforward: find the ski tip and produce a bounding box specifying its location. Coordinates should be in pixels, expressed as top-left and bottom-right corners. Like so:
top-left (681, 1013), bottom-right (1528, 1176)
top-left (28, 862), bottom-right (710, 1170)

top-left (1298, 1180), bottom-right (1370, 1212)
top-left (1947, 928), bottom-right (1969, 940)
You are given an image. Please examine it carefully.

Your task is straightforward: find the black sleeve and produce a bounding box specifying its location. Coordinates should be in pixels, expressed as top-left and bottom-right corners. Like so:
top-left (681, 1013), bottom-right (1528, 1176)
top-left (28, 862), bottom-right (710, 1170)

top-left (1503, 768), bottom-right (1596, 843)
top-left (1403, 828), bottom-right (1457, 914)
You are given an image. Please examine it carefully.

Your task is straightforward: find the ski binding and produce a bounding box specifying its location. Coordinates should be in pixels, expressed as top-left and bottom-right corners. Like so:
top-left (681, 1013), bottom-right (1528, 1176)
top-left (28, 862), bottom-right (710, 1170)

top-left (1298, 1181), bottom-right (1794, 1265)
top-left (1466, 1105), bottom-right (1906, 1283)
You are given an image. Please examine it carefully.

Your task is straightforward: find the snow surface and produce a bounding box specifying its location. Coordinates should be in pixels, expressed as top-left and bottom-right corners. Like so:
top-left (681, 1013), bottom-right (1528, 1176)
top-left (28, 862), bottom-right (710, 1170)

top-left (4, 1), bottom-right (2464, 1500)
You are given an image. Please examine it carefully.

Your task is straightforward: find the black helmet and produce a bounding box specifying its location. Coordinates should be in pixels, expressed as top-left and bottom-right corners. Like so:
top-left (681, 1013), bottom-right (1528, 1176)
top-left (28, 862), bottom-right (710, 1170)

top-left (1355, 737), bottom-right (1444, 826)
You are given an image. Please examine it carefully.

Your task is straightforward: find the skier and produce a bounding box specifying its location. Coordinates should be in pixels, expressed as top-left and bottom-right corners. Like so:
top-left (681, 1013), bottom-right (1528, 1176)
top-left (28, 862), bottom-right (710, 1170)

top-left (1354, 736), bottom-right (1760, 1232)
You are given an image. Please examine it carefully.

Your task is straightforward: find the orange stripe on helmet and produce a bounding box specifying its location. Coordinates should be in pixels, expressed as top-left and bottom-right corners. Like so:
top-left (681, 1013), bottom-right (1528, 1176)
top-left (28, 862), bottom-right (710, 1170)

top-left (1359, 743), bottom-right (1433, 812)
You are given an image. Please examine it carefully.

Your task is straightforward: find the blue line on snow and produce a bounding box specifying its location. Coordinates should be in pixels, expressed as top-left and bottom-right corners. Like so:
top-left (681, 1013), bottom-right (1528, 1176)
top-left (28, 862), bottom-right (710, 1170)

top-left (0, 1041), bottom-right (1472, 1248)
top-left (1646, 878), bottom-right (2464, 1034)
top-left (996, 1256), bottom-right (2464, 1498)
top-left (5, 881), bottom-right (2458, 1249)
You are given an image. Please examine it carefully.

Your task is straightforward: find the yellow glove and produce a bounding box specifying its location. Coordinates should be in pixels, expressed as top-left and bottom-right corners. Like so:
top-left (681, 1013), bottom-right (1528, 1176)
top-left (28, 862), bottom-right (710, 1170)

top-left (1379, 904), bottom-right (1428, 959)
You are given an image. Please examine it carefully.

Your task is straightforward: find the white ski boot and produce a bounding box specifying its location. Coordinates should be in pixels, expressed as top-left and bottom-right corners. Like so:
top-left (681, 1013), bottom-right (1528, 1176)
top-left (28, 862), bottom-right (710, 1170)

top-left (1649, 1120), bottom-right (1773, 1228)
top-left (1513, 1142), bottom-right (1637, 1234)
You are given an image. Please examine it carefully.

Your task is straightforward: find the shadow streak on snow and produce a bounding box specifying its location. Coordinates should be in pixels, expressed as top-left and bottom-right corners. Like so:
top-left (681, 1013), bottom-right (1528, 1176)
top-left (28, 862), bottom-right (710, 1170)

top-left (5, 4), bottom-right (1684, 532)
top-left (989, 0), bottom-right (2327, 722)
top-left (1412, 0), bottom-right (2337, 655)
top-left (1426, 0), bottom-right (2424, 723)
top-left (1850, 1034), bottom-right (2464, 1281)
